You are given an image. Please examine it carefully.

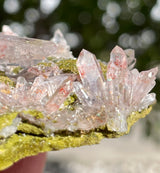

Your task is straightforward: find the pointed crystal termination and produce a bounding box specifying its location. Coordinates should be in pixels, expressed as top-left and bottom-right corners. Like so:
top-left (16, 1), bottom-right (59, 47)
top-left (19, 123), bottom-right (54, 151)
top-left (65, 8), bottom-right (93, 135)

top-left (45, 79), bottom-right (74, 114)
top-left (51, 29), bottom-right (69, 49)
top-left (124, 49), bottom-right (136, 70)
top-left (74, 45), bottom-right (157, 133)
top-left (104, 46), bottom-right (158, 132)
top-left (107, 46), bottom-right (128, 81)
top-left (110, 46), bottom-right (127, 69)
top-left (0, 24), bottom-right (157, 139)
top-left (0, 30), bottom-right (74, 68)
top-left (2, 25), bottom-right (18, 36)
top-left (131, 67), bottom-right (158, 107)
top-left (76, 49), bottom-right (104, 99)
top-left (51, 29), bottom-right (74, 59)
top-left (0, 29), bottom-right (158, 170)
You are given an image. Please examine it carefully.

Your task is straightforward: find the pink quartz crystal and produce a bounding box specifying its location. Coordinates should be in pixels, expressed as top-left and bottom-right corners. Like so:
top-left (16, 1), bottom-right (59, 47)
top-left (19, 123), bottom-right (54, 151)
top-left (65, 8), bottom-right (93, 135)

top-left (0, 26), bottom-right (158, 137)
top-left (74, 46), bottom-right (158, 132)
top-left (0, 29), bottom-right (74, 68)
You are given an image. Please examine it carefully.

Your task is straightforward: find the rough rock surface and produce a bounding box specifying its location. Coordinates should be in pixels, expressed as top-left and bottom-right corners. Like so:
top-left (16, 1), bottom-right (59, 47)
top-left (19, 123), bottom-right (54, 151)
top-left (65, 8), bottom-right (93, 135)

top-left (0, 26), bottom-right (157, 170)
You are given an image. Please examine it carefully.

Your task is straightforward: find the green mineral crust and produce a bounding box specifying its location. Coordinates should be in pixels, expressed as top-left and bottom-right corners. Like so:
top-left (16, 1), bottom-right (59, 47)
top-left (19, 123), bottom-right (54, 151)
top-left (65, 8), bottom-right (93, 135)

top-left (0, 31), bottom-right (157, 171)
top-left (60, 94), bottom-right (78, 111)
top-left (55, 59), bottom-right (78, 74)
top-left (22, 110), bottom-right (44, 119)
top-left (0, 132), bottom-right (103, 170)
top-left (12, 66), bottom-right (22, 74)
top-left (0, 76), bottom-right (15, 87)
top-left (53, 59), bottom-right (108, 76)
top-left (17, 123), bottom-right (45, 135)
top-left (0, 106), bottom-right (152, 170)
top-left (37, 62), bottom-right (52, 67)
top-left (0, 113), bottom-right (18, 132)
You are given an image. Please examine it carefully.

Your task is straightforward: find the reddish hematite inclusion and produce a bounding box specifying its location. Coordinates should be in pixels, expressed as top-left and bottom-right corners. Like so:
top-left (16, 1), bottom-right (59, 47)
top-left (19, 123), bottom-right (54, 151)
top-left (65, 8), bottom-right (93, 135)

top-left (0, 26), bottom-right (158, 138)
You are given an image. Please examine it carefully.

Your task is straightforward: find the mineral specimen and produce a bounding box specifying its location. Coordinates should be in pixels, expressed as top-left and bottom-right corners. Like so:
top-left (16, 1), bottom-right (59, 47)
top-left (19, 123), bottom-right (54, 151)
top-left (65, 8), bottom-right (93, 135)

top-left (0, 28), bottom-right (73, 68)
top-left (0, 26), bottom-right (158, 170)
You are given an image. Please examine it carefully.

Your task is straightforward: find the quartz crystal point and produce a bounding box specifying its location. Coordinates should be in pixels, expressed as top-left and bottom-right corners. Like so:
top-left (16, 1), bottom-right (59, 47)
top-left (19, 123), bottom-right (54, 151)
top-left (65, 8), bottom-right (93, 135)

top-left (76, 49), bottom-right (105, 105)
top-left (74, 46), bottom-right (158, 132)
top-left (2, 25), bottom-right (18, 36)
top-left (105, 47), bottom-right (157, 131)
top-left (0, 74), bottom-right (76, 115)
top-left (0, 26), bottom-right (158, 171)
top-left (0, 29), bottom-right (74, 68)
top-left (124, 49), bottom-right (136, 70)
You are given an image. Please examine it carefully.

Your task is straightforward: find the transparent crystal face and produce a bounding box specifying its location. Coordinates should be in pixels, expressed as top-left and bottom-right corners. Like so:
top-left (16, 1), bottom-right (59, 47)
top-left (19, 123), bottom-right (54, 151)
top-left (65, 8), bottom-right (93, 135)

top-left (0, 29), bottom-right (74, 69)
top-left (0, 26), bottom-right (158, 137)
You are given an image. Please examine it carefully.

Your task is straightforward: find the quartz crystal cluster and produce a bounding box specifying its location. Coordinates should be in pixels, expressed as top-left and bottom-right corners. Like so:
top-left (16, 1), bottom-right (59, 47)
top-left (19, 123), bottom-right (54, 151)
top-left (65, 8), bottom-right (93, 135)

top-left (0, 26), bottom-right (158, 171)
top-left (0, 26), bottom-right (158, 138)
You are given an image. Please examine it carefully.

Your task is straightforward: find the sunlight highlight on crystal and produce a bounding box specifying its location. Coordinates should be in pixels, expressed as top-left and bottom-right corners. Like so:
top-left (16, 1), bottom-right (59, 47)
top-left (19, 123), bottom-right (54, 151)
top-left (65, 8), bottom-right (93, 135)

top-left (0, 25), bottom-right (158, 138)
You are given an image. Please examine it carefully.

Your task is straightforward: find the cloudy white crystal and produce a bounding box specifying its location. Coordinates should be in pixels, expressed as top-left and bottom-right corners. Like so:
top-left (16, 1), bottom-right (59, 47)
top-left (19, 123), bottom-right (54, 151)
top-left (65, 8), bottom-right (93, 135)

top-left (2, 25), bottom-right (18, 36)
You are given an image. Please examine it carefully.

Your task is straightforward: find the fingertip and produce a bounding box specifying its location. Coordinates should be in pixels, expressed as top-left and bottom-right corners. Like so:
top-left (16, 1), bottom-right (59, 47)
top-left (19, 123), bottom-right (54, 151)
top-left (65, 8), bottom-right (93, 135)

top-left (0, 153), bottom-right (47, 173)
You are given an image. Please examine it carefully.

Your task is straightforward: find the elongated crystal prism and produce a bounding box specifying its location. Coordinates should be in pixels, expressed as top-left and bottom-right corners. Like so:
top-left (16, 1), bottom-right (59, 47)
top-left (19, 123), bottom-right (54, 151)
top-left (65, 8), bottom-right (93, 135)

top-left (76, 49), bottom-right (105, 103)
top-left (0, 30), bottom-right (73, 68)
top-left (0, 26), bottom-right (158, 172)
top-left (74, 46), bottom-right (158, 132)
top-left (0, 27), bottom-right (158, 136)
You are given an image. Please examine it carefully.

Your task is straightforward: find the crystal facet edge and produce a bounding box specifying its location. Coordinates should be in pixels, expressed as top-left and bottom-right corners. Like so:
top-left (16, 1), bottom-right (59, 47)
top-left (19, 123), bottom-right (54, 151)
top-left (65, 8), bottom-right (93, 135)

top-left (0, 106), bottom-right (152, 171)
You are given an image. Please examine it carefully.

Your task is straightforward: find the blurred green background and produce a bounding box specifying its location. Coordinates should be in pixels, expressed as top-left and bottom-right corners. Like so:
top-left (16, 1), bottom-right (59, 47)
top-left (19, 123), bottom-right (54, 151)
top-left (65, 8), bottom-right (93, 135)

top-left (0, 0), bottom-right (160, 142)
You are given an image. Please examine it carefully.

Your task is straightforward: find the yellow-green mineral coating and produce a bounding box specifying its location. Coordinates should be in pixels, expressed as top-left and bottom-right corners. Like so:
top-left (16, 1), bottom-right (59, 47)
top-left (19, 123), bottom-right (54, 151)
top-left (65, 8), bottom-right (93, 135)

top-left (0, 76), bottom-right (15, 87)
top-left (0, 112), bottom-right (18, 131)
top-left (104, 106), bottom-right (152, 138)
top-left (17, 123), bottom-right (45, 135)
top-left (22, 110), bottom-right (44, 119)
top-left (0, 132), bottom-right (103, 170)
top-left (37, 62), bottom-right (52, 67)
top-left (0, 71), bottom-right (6, 76)
top-left (0, 106), bottom-right (152, 170)
top-left (127, 106), bottom-right (152, 133)
top-left (61, 94), bottom-right (78, 111)
top-left (12, 66), bottom-right (22, 74)
top-left (54, 59), bottom-right (108, 76)
top-left (99, 61), bottom-right (107, 79)
top-left (56, 59), bottom-right (78, 74)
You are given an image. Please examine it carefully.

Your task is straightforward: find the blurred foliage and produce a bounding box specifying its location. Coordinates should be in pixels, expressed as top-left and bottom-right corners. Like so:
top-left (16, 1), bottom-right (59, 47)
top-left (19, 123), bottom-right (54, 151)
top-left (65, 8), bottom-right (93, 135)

top-left (0, 0), bottom-right (160, 141)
